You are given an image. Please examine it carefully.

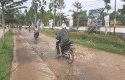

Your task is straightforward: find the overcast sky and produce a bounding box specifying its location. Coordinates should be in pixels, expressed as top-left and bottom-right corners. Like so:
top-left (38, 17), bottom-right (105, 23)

top-left (23, 0), bottom-right (125, 15)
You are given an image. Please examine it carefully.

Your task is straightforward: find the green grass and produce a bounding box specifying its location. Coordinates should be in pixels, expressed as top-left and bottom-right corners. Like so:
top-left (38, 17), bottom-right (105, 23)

top-left (0, 29), bottom-right (14, 80)
top-left (73, 39), bottom-right (125, 55)
top-left (40, 29), bottom-right (125, 55)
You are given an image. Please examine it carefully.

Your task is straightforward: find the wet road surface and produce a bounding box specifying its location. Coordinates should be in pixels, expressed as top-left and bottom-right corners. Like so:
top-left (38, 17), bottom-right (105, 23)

top-left (11, 29), bottom-right (125, 80)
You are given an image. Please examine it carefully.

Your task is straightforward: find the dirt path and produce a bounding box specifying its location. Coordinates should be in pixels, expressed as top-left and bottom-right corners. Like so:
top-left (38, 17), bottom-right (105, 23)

top-left (11, 29), bottom-right (125, 80)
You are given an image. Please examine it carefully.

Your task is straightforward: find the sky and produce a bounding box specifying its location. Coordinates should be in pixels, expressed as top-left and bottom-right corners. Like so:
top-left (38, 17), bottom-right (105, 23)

top-left (23, 0), bottom-right (125, 16)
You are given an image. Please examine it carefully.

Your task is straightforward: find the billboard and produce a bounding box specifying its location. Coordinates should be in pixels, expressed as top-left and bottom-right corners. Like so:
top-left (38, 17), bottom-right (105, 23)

top-left (87, 8), bottom-right (104, 27)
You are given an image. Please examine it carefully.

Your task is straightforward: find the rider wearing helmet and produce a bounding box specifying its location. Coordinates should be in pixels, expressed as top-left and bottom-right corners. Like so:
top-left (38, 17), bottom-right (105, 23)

top-left (56, 22), bottom-right (69, 56)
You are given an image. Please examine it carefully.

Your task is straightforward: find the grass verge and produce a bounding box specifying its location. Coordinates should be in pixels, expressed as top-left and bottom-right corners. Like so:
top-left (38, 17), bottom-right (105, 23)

top-left (40, 29), bottom-right (125, 55)
top-left (0, 29), bottom-right (14, 80)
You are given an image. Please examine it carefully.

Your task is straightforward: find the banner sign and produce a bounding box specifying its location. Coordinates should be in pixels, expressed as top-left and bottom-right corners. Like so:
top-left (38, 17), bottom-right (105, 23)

top-left (35, 19), bottom-right (41, 28)
top-left (87, 8), bottom-right (104, 27)
top-left (104, 15), bottom-right (109, 27)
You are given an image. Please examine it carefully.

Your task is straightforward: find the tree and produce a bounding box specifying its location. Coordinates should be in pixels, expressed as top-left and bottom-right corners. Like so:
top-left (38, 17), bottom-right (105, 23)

top-left (16, 13), bottom-right (26, 25)
top-left (31, 0), bottom-right (47, 26)
top-left (56, 0), bottom-right (65, 26)
top-left (26, 6), bottom-right (36, 25)
top-left (49, 0), bottom-right (58, 29)
top-left (103, 0), bottom-right (111, 14)
top-left (0, 0), bottom-right (27, 48)
top-left (72, 11), bottom-right (87, 26)
top-left (31, 0), bottom-right (41, 24)
top-left (72, 1), bottom-right (82, 30)
top-left (72, 1), bottom-right (82, 12)
top-left (49, 0), bottom-right (53, 12)
top-left (42, 10), bottom-right (53, 26)
top-left (39, 0), bottom-right (46, 25)
top-left (104, 0), bottom-right (110, 3)
top-left (105, 4), bottom-right (111, 14)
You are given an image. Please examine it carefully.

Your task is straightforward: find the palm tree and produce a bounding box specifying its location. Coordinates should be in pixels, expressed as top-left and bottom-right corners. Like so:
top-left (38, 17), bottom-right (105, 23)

top-left (72, 1), bottom-right (82, 12)
top-left (0, 0), bottom-right (27, 48)
top-left (105, 4), bottom-right (111, 14)
top-left (103, 0), bottom-right (111, 12)
top-left (72, 0), bottom-right (82, 30)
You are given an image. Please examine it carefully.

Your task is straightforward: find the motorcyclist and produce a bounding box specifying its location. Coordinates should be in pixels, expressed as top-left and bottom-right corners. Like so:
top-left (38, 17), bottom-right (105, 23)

top-left (34, 25), bottom-right (39, 38)
top-left (56, 22), bottom-right (69, 57)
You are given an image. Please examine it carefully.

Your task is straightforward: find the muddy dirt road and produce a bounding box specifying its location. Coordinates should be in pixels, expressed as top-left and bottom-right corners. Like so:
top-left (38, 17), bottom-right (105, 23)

top-left (11, 29), bottom-right (125, 80)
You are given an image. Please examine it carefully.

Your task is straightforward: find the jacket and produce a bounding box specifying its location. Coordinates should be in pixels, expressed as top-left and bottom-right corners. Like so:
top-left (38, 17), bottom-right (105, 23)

top-left (56, 28), bottom-right (69, 43)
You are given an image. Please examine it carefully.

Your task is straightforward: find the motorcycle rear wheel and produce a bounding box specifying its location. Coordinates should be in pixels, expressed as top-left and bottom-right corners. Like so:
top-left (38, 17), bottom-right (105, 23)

top-left (66, 51), bottom-right (74, 64)
top-left (34, 33), bottom-right (38, 40)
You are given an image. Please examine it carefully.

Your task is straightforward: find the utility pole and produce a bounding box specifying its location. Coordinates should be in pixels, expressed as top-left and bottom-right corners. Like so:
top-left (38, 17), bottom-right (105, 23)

top-left (114, 0), bottom-right (116, 35)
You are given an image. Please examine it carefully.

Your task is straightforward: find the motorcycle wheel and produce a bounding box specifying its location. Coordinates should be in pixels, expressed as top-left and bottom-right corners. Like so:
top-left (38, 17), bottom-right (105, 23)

top-left (34, 33), bottom-right (37, 40)
top-left (66, 50), bottom-right (74, 64)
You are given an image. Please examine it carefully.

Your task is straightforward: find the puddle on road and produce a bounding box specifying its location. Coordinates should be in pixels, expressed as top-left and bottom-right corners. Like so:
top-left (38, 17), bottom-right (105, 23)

top-left (46, 42), bottom-right (56, 50)
top-left (54, 63), bottom-right (85, 80)
top-left (74, 51), bottom-right (95, 62)
top-left (40, 41), bottom-right (56, 50)
top-left (44, 42), bottom-right (96, 63)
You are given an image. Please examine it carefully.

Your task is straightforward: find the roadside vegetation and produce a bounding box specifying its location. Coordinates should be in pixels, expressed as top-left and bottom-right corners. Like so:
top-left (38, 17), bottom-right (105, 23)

top-left (0, 30), bottom-right (14, 80)
top-left (40, 29), bottom-right (125, 55)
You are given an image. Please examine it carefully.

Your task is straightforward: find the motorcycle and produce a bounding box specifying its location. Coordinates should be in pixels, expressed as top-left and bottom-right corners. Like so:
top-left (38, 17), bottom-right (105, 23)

top-left (34, 31), bottom-right (39, 40)
top-left (56, 40), bottom-right (75, 64)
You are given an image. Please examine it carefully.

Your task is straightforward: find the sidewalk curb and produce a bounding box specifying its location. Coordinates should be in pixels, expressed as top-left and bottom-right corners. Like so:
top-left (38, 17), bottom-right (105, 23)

top-left (10, 30), bottom-right (18, 80)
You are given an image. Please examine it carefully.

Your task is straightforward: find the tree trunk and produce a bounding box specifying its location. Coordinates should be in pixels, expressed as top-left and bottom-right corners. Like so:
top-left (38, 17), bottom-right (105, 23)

top-left (2, 4), bottom-right (6, 48)
top-left (77, 18), bottom-right (79, 31)
top-left (60, 9), bottom-right (62, 26)
top-left (34, 12), bottom-right (37, 25)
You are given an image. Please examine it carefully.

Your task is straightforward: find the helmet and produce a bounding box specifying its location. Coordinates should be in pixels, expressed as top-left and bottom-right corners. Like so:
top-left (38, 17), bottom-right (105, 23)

top-left (62, 23), bottom-right (66, 28)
